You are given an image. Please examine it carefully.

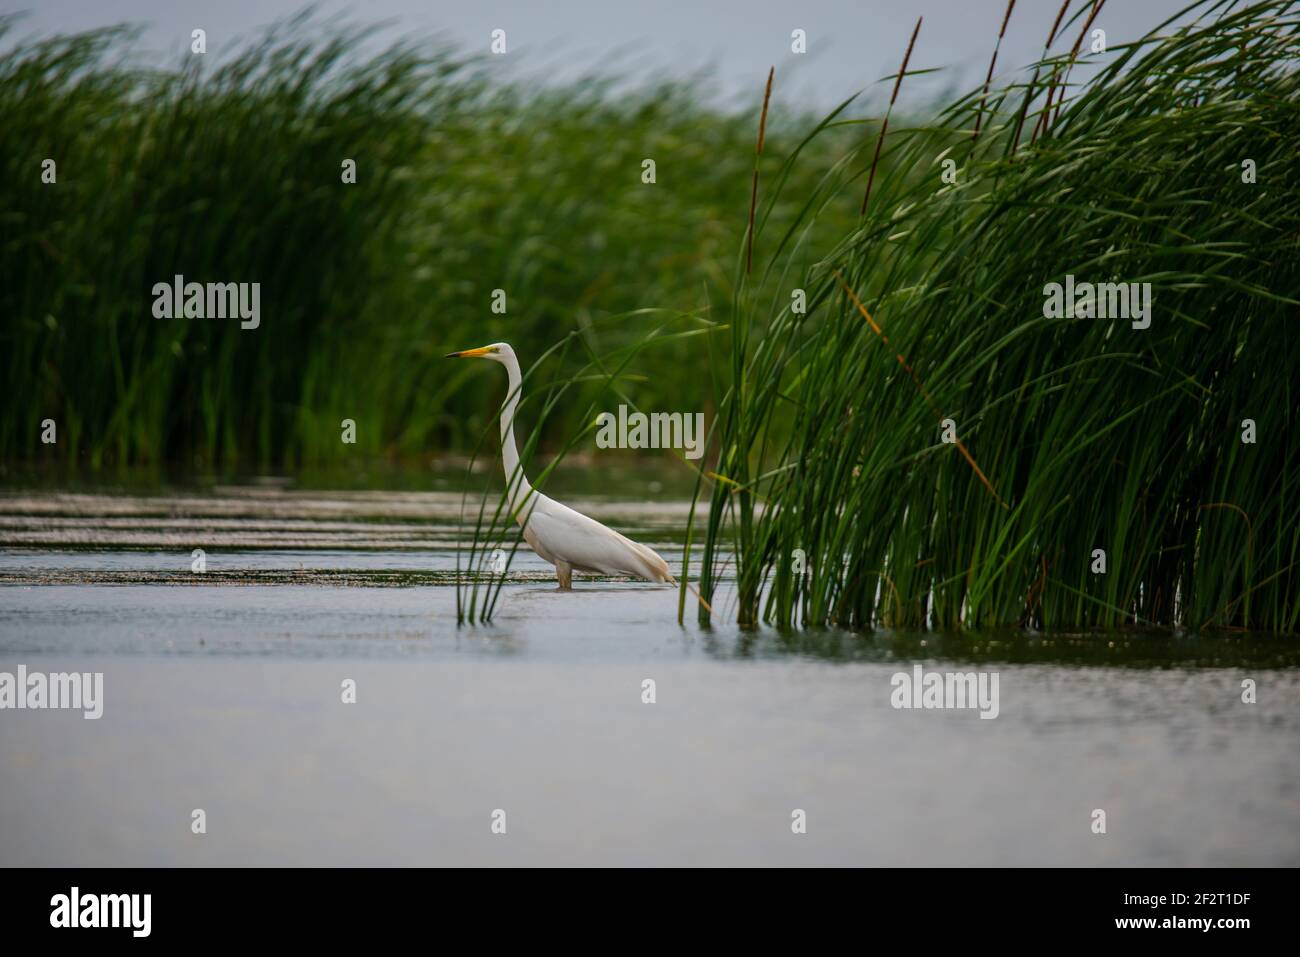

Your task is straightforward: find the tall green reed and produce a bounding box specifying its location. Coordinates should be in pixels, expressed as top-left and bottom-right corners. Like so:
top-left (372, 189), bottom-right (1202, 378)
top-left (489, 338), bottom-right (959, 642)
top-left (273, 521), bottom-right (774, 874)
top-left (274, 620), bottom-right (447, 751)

top-left (0, 13), bottom-right (855, 478)
top-left (694, 0), bottom-right (1300, 634)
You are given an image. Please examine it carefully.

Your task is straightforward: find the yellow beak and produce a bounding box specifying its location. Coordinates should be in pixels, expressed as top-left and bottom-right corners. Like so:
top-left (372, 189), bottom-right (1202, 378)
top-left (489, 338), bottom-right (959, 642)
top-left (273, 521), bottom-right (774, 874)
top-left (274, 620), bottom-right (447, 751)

top-left (445, 346), bottom-right (494, 359)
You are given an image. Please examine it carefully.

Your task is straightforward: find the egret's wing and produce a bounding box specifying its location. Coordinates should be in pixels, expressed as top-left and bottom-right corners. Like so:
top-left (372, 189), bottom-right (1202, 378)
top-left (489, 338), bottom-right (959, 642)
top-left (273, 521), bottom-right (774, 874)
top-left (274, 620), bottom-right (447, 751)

top-left (526, 498), bottom-right (672, 582)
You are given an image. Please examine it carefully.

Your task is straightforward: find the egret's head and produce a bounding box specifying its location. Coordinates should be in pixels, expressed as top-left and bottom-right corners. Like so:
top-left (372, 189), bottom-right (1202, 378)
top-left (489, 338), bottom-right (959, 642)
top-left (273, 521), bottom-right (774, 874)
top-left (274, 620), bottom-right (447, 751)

top-left (445, 342), bottom-right (511, 364)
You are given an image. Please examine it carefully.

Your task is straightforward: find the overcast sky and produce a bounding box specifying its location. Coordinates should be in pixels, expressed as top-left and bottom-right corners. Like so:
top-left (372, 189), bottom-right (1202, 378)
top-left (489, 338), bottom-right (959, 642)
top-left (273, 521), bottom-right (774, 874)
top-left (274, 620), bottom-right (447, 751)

top-left (6, 1), bottom-right (1203, 108)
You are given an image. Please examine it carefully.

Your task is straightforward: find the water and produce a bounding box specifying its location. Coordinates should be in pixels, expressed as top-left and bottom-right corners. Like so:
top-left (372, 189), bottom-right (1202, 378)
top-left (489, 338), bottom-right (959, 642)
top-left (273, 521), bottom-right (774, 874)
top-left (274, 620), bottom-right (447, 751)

top-left (1, 486), bottom-right (1298, 865)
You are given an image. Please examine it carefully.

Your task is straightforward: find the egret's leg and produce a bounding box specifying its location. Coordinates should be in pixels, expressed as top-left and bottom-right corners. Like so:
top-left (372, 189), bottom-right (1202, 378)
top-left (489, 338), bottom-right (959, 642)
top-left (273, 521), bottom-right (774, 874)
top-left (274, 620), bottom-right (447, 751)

top-left (556, 561), bottom-right (573, 590)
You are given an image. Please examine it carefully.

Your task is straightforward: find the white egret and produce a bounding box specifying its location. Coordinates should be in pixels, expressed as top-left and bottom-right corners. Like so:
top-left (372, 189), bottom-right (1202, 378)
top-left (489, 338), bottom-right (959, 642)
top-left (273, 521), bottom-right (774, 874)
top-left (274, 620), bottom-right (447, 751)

top-left (446, 342), bottom-right (674, 589)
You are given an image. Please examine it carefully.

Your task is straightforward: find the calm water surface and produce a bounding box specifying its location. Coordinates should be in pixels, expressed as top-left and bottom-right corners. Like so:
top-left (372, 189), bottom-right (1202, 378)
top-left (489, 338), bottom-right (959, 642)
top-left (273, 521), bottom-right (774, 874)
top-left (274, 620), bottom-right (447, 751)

top-left (1, 487), bottom-right (1297, 866)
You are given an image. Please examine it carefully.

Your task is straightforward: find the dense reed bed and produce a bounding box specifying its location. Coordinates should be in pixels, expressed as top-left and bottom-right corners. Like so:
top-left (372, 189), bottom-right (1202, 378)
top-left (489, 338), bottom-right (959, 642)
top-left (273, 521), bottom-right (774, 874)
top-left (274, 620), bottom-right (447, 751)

top-left (692, 0), bottom-right (1300, 634)
top-left (6, 4), bottom-right (1296, 635)
top-left (0, 13), bottom-right (855, 476)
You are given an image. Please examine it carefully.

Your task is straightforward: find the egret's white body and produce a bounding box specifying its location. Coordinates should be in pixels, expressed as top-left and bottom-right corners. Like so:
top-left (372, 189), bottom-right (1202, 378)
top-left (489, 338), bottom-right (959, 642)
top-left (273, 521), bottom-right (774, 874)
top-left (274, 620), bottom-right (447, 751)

top-left (447, 342), bottom-right (673, 589)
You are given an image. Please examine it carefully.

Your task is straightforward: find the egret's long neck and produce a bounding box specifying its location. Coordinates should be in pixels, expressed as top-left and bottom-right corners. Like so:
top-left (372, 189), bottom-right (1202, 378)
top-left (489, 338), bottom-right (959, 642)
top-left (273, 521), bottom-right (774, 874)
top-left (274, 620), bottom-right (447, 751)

top-left (499, 354), bottom-right (533, 517)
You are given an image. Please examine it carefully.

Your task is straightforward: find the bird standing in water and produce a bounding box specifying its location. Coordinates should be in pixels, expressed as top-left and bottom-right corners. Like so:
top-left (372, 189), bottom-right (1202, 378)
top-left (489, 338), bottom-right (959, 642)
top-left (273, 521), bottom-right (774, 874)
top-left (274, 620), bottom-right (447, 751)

top-left (446, 342), bottom-right (674, 589)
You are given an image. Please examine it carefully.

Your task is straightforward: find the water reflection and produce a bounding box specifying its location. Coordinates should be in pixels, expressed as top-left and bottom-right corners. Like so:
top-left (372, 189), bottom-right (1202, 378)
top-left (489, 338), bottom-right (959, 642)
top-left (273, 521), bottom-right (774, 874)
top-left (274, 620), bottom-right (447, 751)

top-left (730, 626), bottom-right (1300, 668)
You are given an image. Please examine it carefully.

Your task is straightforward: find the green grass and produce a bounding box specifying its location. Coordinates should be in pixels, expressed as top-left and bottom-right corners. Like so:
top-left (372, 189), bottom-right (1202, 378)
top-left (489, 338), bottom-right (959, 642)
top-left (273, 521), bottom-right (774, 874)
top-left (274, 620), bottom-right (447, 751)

top-left (689, 0), bottom-right (1300, 634)
top-left (0, 12), bottom-right (858, 478)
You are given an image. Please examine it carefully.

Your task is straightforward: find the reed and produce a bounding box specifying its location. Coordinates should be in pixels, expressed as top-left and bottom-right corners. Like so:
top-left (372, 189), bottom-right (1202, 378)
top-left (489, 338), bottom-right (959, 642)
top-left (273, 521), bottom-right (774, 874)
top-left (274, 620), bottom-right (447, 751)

top-left (0, 14), bottom-right (857, 478)
top-left (692, 0), bottom-right (1300, 634)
